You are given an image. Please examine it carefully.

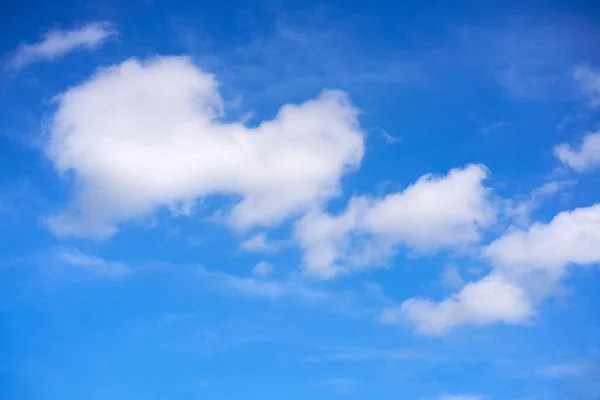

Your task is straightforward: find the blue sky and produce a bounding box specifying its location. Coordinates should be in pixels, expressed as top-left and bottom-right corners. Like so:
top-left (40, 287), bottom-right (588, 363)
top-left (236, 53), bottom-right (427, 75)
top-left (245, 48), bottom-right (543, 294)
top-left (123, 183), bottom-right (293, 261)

top-left (1, 1), bottom-right (600, 399)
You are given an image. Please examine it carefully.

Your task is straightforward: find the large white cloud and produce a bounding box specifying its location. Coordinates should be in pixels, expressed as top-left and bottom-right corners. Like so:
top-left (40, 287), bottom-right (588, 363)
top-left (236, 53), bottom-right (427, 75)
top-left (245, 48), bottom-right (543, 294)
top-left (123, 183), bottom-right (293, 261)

top-left (555, 132), bottom-right (600, 172)
top-left (294, 164), bottom-right (497, 278)
top-left (45, 56), bottom-right (364, 237)
top-left (8, 22), bottom-right (116, 69)
top-left (392, 204), bottom-right (600, 335)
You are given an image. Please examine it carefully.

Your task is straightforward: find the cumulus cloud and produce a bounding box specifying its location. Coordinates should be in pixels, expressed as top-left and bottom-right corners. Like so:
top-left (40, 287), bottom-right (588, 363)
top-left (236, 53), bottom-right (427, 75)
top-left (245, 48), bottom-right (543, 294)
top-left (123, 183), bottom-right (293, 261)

top-left (393, 204), bottom-right (600, 335)
top-left (8, 22), bottom-right (116, 69)
top-left (382, 273), bottom-right (532, 335)
top-left (45, 56), bottom-right (364, 237)
top-left (295, 164), bottom-right (497, 278)
top-left (555, 132), bottom-right (600, 172)
top-left (362, 164), bottom-right (495, 248)
top-left (484, 204), bottom-right (600, 276)
top-left (574, 66), bottom-right (600, 107)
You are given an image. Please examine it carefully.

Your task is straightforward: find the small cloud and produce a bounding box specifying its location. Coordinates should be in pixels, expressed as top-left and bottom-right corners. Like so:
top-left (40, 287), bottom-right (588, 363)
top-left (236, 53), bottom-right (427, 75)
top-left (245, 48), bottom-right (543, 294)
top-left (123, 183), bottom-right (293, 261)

top-left (383, 273), bottom-right (532, 335)
top-left (440, 264), bottom-right (464, 290)
top-left (380, 129), bottom-right (401, 144)
top-left (52, 247), bottom-right (130, 278)
top-left (480, 120), bottom-right (505, 134)
top-left (253, 261), bottom-right (274, 277)
top-left (555, 131), bottom-right (600, 172)
top-left (7, 22), bottom-right (117, 70)
top-left (240, 233), bottom-right (278, 253)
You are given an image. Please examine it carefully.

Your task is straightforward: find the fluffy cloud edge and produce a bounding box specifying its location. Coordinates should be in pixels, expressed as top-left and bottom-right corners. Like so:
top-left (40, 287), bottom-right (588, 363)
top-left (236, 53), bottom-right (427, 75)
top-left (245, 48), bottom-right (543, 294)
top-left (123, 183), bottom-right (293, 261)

top-left (391, 203), bottom-right (600, 335)
top-left (295, 164), bottom-right (497, 278)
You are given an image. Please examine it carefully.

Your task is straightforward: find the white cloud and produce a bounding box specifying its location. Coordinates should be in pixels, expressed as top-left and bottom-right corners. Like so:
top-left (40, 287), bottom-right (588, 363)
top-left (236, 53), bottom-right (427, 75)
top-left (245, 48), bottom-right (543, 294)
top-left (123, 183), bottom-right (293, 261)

top-left (484, 204), bottom-right (600, 277)
top-left (295, 164), bottom-right (496, 278)
top-left (362, 164), bottom-right (495, 249)
top-left (240, 233), bottom-right (278, 253)
top-left (294, 197), bottom-right (369, 278)
top-left (555, 132), bottom-right (600, 172)
top-left (8, 22), bottom-right (117, 69)
top-left (395, 203), bottom-right (600, 335)
top-left (383, 273), bottom-right (532, 335)
top-left (574, 66), bottom-right (600, 107)
top-left (44, 56), bottom-right (364, 237)
top-left (253, 261), bottom-right (274, 277)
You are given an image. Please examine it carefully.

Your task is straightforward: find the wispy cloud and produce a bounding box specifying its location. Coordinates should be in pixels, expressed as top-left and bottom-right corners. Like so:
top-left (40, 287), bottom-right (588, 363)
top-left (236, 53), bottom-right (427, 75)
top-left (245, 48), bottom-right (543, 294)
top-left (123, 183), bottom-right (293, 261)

top-left (503, 179), bottom-right (576, 226)
top-left (194, 265), bottom-right (325, 301)
top-left (12, 246), bottom-right (130, 280)
top-left (49, 247), bottom-right (130, 278)
top-left (480, 119), bottom-right (505, 135)
top-left (379, 128), bottom-right (402, 144)
top-left (304, 345), bottom-right (415, 363)
top-left (459, 18), bottom-right (600, 100)
top-left (7, 22), bottom-right (117, 69)
top-left (440, 395), bottom-right (484, 400)
top-left (191, 265), bottom-right (390, 318)
top-left (171, 16), bottom-right (423, 110)
top-left (535, 361), bottom-right (584, 378)
top-left (574, 65), bottom-right (600, 107)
